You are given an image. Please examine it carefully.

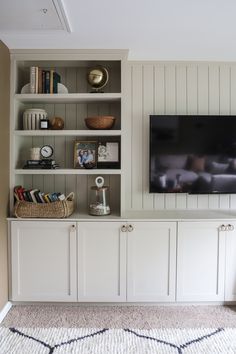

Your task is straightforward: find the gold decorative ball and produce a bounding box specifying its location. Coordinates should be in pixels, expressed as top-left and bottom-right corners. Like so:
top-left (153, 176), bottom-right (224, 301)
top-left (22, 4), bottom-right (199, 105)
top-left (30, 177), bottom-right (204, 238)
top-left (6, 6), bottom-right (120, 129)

top-left (50, 117), bottom-right (64, 130)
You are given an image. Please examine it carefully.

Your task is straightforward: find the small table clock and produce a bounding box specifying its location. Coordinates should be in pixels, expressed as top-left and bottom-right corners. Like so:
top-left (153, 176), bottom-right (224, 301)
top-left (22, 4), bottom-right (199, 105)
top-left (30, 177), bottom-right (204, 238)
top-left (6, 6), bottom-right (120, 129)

top-left (40, 145), bottom-right (54, 159)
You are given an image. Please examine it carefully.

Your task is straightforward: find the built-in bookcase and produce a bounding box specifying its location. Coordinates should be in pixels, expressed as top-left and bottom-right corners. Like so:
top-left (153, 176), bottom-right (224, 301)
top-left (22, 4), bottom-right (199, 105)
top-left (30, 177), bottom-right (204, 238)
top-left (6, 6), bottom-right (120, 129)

top-left (10, 50), bottom-right (127, 217)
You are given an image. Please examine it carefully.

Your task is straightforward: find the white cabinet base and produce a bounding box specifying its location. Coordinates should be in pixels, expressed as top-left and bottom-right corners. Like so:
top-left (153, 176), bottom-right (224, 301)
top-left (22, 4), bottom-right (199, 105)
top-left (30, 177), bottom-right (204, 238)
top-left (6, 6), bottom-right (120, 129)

top-left (78, 222), bottom-right (126, 302)
top-left (11, 221), bottom-right (77, 302)
top-left (177, 222), bottom-right (225, 302)
top-left (127, 222), bottom-right (176, 302)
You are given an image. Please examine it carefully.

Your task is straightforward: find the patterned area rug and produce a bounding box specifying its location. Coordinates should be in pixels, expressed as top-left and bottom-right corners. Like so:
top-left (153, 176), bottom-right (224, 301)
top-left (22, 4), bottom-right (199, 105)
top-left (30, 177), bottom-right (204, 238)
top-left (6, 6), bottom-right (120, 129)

top-left (0, 327), bottom-right (236, 353)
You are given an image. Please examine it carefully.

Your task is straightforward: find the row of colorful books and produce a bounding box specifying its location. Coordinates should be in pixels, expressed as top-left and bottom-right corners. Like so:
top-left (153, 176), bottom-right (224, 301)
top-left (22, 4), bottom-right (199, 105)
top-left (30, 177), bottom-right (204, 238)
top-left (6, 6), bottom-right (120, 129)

top-left (14, 186), bottom-right (65, 203)
top-left (30, 67), bottom-right (61, 94)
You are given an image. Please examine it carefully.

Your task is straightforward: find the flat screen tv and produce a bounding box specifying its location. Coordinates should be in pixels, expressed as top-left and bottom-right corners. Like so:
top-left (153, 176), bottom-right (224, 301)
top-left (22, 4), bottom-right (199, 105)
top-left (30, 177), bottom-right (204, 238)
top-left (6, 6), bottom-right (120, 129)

top-left (150, 115), bottom-right (236, 194)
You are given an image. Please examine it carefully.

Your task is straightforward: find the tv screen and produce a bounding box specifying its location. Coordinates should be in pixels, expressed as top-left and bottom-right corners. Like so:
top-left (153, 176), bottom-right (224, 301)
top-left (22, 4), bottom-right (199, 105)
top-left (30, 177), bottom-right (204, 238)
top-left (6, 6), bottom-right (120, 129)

top-left (150, 115), bottom-right (236, 194)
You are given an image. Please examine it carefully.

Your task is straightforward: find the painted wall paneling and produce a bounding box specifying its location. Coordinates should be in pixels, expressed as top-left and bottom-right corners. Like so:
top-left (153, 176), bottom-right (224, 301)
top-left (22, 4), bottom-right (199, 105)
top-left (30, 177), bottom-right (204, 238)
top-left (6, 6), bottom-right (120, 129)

top-left (126, 62), bottom-right (236, 211)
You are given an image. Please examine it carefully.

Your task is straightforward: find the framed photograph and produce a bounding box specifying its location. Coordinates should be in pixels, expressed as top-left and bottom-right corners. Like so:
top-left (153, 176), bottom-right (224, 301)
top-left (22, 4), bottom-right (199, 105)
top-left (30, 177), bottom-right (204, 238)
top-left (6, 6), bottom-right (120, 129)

top-left (97, 141), bottom-right (120, 168)
top-left (74, 141), bottom-right (97, 169)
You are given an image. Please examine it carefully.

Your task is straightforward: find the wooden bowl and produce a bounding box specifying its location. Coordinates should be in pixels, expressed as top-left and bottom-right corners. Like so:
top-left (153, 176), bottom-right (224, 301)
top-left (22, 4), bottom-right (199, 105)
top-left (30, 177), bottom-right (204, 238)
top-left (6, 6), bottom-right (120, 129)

top-left (85, 116), bottom-right (116, 130)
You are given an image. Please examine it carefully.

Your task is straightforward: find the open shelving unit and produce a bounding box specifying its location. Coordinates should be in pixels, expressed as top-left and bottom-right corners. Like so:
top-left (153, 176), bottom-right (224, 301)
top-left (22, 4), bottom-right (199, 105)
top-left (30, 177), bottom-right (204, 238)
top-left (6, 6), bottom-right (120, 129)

top-left (10, 49), bottom-right (127, 217)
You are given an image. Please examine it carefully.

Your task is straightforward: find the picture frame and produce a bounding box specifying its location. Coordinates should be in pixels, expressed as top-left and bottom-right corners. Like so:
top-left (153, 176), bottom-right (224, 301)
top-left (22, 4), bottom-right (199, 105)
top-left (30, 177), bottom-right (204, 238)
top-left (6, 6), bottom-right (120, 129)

top-left (97, 141), bottom-right (120, 169)
top-left (74, 141), bottom-right (97, 169)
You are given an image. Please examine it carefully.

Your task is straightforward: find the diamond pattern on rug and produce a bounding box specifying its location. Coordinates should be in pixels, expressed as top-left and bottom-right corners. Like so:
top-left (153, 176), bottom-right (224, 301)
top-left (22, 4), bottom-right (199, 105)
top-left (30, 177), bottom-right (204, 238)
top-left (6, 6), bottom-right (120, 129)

top-left (0, 327), bottom-right (235, 353)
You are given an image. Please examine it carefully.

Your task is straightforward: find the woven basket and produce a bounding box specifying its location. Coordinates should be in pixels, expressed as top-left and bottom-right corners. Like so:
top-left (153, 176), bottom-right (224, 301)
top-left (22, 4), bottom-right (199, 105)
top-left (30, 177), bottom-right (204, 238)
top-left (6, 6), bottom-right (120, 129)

top-left (85, 116), bottom-right (116, 130)
top-left (14, 192), bottom-right (75, 219)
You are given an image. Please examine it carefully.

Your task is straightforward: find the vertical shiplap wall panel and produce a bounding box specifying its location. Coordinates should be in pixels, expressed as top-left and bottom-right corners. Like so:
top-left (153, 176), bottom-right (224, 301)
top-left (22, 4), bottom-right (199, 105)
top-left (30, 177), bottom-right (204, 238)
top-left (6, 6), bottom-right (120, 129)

top-left (176, 65), bottom-right (187, 209)
top-left (131, 65), bottom-right (143, 209)
top-left (208, 65), bottom-right (220, 209)
top-left (153, 65), bottom-right (165, 209)
top-left (127, 62), bottom-right (236, 211)
top-left (230, 67), bottom-right (236, 209)
top-left (164, 65), bottom-right (176, 209)
top-left (219, 65), bottom-right (231, 208)
top-left (196, 65), bottom-right (209, 209)
top-left (186, 65), bottom-right (198, 209)
top-left (142, 65), bottom-right (154, 209)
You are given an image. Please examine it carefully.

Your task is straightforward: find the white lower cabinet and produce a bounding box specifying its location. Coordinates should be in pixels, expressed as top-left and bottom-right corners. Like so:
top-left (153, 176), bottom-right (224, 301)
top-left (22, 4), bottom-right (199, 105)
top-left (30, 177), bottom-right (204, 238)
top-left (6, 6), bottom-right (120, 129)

top-left (177, 222), bottom-right (225, 302)
top-left (10, 219), bottom-right (236, 303)
top-left (78, 222), bottom-right (126, 302)
top-left (127, 222), bottom-right (177, 302)
top-left (11, 221), bottom-right (77, 301)
top-left (225, 222), bottom-right (236, 301)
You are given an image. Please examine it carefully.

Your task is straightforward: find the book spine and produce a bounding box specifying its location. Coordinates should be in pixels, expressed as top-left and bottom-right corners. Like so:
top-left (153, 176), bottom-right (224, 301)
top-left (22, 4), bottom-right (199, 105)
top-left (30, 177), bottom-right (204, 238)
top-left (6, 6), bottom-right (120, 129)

top-left (35, 67), bottom-right (39, 94)
top-left (30, 66), bottom-right (36, 93)
top-left (42, 70), bottom-right (46, 93)
top-left (25, 191), bottom-right (33, 202)
top-left (34, 191), bottom-right (42, 203)
top-left (30, 189), bottom-right (39, 203)
top-left (50, 70), bottom-right (54, 94)
top-left (39, 192), bottom-right (46, 203)
top-left (53, 72), bottom-right (61, 93)
top-left (45, 71), bottom-right (50, 94)
top-left (38, 68), bottom-right (43, 94)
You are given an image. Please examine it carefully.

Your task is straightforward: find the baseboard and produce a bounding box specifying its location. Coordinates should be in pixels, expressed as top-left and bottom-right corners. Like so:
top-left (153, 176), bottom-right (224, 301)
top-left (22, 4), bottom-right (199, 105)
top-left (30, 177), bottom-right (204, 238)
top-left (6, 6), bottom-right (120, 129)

top-left (0, 301), bottom-right (12, 323)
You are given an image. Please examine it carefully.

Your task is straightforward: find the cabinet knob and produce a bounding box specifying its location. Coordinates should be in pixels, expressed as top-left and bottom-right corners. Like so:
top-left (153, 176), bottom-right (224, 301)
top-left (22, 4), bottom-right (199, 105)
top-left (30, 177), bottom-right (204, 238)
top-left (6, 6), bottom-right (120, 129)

top-left (127, 224), bottom-right (134, 232)
top-left (70, 224), bottom-right (76, 232)
top-left (121, 225), bottom-right (127, 232)
top-left (219, 224), bottom-right (226, 231)
top-left (227, 224), bottom-right (234, 231)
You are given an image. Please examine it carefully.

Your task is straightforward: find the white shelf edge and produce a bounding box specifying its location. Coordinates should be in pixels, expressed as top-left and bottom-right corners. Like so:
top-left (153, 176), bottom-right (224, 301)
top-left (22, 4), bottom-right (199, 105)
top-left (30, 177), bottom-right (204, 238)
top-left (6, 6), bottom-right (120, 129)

top-left (14, 169), bottom-right (121, 175)
top-left (15, 93), bottom-right (122, 103)
top-left (14, 130), bottom-right (121, 137)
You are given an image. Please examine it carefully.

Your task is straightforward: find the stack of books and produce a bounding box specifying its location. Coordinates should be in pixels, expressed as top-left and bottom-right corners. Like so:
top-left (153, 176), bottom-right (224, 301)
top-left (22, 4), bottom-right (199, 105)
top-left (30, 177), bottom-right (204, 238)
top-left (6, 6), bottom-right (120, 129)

top-left (30, 67), bottom-right (61, 94)
top-left (14, 186), bottom-right (66, 203)
top-left (23, 159), bottom-right (59, 169)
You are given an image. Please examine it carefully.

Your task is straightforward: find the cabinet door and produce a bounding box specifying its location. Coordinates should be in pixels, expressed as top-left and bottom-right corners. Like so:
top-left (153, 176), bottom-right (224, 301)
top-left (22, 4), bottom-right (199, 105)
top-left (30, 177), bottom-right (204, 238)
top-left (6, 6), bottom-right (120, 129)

top-left (225, 222), bottom-right (236, 301)
top-left (177, 222), bottom-right (225, 302)
top-left (11, 221), bottom-right (77, 301)
top-left (127, 222), bottom-right (176, 302)
top-left (78, 222), bottom-right (126, 302)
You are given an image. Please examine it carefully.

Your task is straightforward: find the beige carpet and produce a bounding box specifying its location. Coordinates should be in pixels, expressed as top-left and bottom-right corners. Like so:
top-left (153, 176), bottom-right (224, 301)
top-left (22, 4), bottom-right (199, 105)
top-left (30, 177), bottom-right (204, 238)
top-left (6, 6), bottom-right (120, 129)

top-left (1, 305), bottom-right (236, 328)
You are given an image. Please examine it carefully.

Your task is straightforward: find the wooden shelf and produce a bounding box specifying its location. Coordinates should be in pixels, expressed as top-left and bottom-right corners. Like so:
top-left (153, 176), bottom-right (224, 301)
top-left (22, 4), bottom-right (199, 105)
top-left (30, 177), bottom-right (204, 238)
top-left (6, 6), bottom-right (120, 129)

top-left (14, 169), bottom-right (122, 175)
top-left (15, 93), bottom-right (122, 103)
top-left (14, 130), bottom-right (121, 137)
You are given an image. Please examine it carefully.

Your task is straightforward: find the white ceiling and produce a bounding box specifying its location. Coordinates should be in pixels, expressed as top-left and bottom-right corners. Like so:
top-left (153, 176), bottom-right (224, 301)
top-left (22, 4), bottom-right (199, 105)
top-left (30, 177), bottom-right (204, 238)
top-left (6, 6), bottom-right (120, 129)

top-left (1, 0), bottom-right (236, 61)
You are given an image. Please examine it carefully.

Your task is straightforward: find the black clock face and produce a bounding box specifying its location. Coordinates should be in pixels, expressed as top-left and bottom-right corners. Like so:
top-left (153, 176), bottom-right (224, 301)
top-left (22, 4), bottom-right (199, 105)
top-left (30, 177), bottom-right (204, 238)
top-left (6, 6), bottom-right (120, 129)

top-left (40, 145), bottom-right (54, 159)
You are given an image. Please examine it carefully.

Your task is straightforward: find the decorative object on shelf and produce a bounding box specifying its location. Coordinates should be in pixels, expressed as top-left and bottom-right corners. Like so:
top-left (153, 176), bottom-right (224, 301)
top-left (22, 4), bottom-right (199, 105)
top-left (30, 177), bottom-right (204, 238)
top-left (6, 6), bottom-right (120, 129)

top-left (85, 115), bottom-right (116, 130)
top-left (20, 82), bottom-right (68, 94)
top-left (74, 141), bottom-right (97, 169)
top-left (23, 145), bottom-right (59, 169)
top-left (89, 176), bottom-right (111, 216)
top-left (50, 116), bottom-right (64, 130)
top-left (40, 117), bottom-right (50, 129)
top-left (23, 108), bottom-right (47, 130)
top-left (14, 191), bottom-right (75, 218)
top-left (58, 83), bottom-right (68, 93)
top-left (87, 66), bottom-right (109, 93)
top-left (40, 145), bottom-right (54, 159)
top-left (97, 141), bottom-right (120, 168)
top-left (30, 147), bottom-right (41, 161)
top-left (20, 83), bottom-right (31, 94)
